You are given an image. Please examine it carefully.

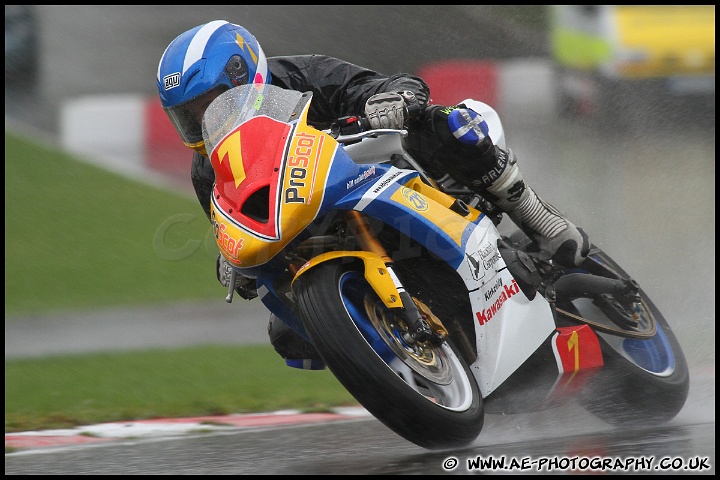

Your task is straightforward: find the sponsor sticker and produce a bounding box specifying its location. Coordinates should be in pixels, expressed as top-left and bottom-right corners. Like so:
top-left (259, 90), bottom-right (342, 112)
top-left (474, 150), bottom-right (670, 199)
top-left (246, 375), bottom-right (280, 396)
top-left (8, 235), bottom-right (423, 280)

top-left (401, 187), bottom-right (429, 212)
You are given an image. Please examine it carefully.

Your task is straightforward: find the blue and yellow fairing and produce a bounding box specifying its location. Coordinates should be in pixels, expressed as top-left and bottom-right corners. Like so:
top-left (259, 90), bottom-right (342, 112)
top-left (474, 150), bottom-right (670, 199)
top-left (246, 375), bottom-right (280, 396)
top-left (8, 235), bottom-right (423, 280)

top-left (208, 89), bottom-right (497, 290)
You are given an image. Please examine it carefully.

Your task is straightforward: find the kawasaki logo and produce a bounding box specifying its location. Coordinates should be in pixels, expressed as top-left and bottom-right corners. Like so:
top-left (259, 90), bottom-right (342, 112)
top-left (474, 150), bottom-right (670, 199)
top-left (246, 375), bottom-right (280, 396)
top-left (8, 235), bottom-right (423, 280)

top-left (476, 278), bottom-right (520, 326)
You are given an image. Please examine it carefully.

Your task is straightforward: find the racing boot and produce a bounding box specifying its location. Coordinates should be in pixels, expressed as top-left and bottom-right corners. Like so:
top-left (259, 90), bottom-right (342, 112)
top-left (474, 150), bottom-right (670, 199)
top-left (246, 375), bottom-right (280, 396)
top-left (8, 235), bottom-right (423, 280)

top-left (446, 107), bottom-right (590, 267)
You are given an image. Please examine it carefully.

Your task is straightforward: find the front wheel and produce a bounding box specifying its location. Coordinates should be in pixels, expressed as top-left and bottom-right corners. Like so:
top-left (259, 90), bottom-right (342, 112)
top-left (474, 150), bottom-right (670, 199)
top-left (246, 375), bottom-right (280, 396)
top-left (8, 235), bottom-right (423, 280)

top-left (293, 259), bottom-right (484, 450)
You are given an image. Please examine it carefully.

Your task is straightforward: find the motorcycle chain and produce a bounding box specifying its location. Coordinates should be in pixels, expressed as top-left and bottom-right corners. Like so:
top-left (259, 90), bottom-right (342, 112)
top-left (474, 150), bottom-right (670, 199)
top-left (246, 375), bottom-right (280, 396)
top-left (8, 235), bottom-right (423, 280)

top-left (554, 298), bottom-right (657, 339)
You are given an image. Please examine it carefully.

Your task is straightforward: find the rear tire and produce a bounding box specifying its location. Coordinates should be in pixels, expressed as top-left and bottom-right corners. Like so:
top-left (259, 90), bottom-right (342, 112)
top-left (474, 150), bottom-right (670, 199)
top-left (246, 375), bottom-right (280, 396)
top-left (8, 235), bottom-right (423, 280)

top-left (294, 259), bottom-right (484, 450)
top-left (565, 248), bottom-right (690, 426)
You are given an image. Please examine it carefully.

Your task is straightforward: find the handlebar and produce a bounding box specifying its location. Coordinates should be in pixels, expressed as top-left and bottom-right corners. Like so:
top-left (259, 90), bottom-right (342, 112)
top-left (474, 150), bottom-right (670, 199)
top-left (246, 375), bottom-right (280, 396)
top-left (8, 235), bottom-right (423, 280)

top-left (334, 128), bottom-right (409, 145)
top-left (327, 102), bottom-right (426, 140)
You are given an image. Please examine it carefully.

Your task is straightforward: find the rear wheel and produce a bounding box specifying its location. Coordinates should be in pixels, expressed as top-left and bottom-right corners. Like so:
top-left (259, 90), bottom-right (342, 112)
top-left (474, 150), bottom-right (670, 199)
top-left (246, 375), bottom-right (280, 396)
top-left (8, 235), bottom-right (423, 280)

top-left (556, 247), bottom-right (690, 426)
top-left (293, 259), bottom-right (484, 450)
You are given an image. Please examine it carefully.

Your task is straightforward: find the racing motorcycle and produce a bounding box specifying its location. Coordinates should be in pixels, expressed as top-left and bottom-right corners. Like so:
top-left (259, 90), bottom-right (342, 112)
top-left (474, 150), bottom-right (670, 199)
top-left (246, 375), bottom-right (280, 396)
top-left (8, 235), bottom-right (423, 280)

top-left (202, 83), bottom-right (689, 450)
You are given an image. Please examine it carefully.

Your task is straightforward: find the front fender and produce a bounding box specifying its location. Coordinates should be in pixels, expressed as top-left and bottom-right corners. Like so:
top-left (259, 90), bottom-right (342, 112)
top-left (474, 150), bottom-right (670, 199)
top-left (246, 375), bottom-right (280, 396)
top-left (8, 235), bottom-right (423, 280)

top-left (292, 251), bottom-right (403, 309)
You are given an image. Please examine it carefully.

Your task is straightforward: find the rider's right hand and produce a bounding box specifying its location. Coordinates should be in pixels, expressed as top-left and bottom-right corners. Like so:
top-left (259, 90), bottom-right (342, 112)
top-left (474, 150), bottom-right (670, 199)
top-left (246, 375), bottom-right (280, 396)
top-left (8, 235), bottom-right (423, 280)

top-left (364, 90), bottom-right (418, 129)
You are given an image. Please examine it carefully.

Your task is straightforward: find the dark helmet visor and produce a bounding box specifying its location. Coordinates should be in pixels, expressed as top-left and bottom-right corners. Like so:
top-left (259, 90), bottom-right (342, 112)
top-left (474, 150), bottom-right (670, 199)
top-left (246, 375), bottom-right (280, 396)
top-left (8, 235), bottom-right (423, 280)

top-left (164, 55), bottom-right (250, 147)
top-left (164, 84), bottom-right (228, 146)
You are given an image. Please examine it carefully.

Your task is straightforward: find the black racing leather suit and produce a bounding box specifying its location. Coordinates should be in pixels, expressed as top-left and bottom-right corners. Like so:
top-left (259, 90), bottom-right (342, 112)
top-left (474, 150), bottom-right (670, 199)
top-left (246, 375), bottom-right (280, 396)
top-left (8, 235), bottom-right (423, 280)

top-left (190, 54), bottom-right (497, 219)
top-left (192, 54), bottom-right (431, 219)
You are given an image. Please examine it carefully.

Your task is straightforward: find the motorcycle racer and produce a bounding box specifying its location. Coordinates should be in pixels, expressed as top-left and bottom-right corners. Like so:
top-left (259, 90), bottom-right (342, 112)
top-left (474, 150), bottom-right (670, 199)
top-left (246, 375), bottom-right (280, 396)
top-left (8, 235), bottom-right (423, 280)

top-left (156, 20), bottom-right (590, 365)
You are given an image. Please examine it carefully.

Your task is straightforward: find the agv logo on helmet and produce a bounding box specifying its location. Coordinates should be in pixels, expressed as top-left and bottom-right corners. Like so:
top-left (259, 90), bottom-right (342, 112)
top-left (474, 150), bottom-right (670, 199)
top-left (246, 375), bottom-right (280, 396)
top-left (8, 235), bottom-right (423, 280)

top-left (163, 72), bottom-right (181, 91)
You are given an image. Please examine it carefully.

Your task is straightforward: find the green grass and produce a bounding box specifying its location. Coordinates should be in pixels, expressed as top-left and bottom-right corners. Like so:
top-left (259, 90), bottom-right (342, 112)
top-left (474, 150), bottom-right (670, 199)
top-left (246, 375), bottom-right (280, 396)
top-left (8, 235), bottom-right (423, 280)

top-left (5, 131), bottom-right (221, 315)
top-left (5, 345), bottom-right (355, 433)
top-left (4, 130), bottom-right (355, 434)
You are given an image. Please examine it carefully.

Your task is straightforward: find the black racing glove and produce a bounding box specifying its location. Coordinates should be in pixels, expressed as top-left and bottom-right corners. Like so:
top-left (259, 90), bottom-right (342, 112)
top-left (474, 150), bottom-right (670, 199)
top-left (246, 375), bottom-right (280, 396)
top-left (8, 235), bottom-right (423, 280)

top-left (364, 90), bottom-right (418, 129)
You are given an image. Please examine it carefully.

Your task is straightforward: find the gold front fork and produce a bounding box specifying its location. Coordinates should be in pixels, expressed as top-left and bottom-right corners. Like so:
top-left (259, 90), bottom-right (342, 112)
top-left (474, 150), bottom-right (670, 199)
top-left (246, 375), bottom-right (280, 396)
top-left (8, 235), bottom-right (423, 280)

top-left (344, 211), bottom-right (393, 263)
top-left (344, 210), bottom-right (435, 343)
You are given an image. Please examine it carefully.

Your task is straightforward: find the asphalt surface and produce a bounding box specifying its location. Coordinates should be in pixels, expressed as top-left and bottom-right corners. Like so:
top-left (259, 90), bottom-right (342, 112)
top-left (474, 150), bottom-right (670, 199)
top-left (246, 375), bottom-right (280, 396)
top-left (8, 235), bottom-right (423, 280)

top-left (5, 299), bottom-right (272, 359)
top-left (5, 5), bottom-right (715, 474)
top-left (4, 420), bottom-right (715, 475)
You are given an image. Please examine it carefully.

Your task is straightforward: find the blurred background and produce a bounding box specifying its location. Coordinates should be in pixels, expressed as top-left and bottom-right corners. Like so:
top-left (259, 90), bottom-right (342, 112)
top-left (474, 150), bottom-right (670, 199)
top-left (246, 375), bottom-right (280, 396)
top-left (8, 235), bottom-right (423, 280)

top-left (6, 6), bottom-right (714, 130)
top-left (5, 5), bottom-right (715, 367)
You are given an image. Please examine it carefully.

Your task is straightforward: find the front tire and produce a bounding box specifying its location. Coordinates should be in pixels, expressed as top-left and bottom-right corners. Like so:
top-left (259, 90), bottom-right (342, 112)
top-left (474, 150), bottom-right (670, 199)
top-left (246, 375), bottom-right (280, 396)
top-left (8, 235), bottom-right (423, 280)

top-left (293, 259), bottom-right (484, 450)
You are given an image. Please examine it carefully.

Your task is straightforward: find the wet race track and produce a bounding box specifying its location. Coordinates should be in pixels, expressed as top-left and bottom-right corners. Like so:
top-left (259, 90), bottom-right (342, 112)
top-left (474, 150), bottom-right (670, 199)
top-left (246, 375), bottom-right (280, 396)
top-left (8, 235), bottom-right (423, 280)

top-left (3, 416), bottom-right (716, 475)
top-left (5, 6), bottom-right (715, 475)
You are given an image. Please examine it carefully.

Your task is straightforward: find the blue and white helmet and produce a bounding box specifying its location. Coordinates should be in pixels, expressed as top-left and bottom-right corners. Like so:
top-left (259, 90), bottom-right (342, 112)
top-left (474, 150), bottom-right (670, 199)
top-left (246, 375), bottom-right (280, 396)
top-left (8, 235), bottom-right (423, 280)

top-left (156, 20), bottom-right (270, 155)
